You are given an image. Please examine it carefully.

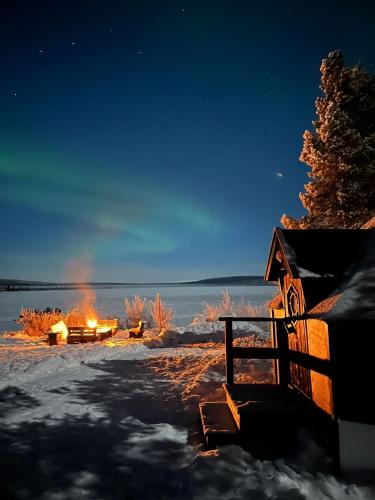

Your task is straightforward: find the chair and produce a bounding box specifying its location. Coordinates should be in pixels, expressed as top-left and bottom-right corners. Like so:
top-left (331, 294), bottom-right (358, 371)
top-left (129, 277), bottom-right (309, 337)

top-left (129, 321), bottom-right (146, 339)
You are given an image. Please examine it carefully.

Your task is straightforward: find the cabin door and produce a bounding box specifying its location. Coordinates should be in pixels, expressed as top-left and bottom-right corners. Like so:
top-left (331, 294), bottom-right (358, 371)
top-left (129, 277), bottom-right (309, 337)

top-left (286, 284), bottom-right (311, 398)
top-left (289, 322), bottom-right (311, 397)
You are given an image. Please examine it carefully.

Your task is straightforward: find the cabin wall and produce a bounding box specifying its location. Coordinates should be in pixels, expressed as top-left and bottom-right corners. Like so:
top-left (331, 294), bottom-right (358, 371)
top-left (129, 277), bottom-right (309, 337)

top-left (282, 275), bottom-right (311, 397)
top-left (279, 275), bottom-right (334, 416)
top-left (306, 319), bottom-right (333, 416)
top-left (329, 321), bottom-right (375, 425)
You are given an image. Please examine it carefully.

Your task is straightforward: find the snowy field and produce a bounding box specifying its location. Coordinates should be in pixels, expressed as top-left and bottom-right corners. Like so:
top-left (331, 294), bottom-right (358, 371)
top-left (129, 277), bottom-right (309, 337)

top-left (1, 326), bottom-right (374, 500)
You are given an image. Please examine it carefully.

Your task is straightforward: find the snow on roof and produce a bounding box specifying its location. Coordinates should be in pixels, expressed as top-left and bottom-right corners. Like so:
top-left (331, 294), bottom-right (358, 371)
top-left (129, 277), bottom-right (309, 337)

top-left (307, 231), bottom-right (375, 320)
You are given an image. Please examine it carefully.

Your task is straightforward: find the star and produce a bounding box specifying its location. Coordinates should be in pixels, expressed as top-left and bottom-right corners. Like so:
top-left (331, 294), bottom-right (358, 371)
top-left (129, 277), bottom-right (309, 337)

top-left (182, 8), bottom-right (185, 12)
top-left (13, 92), bottom-right (17, 96)
top-left (71, 42), bottom-right (76, 46)
top-left (275, 172), bottom-right (283, 178)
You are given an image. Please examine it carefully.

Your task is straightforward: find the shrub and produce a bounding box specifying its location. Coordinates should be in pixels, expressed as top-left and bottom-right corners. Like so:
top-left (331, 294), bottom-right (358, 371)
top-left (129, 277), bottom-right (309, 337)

top-left (198, 289), bottom-right (233, 322)
top-left (124, 295), bottom-right (147, 328)
top-left (194, 289), bottom-right (268, 324)
top-left (148, 293), bottom-right (174, 332)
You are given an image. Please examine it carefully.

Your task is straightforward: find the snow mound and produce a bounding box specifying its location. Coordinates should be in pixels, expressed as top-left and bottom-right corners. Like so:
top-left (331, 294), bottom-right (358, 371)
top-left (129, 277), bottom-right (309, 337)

top-left (177, 320), bottom-right (269, 339)
top-left (188, 445), bottom-right (374, 499)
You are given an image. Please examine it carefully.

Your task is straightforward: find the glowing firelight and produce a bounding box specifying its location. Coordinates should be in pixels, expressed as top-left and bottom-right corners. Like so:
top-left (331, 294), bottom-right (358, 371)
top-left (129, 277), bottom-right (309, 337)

top-left (87, 319), bottom-right (97, 328)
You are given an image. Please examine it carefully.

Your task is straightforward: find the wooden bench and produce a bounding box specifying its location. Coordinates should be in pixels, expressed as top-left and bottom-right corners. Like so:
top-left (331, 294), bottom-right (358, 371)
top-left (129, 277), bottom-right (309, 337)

top-left (98, 318), bottom-right (118, 334)
top-left (67, 318), bottom-right (118, 344)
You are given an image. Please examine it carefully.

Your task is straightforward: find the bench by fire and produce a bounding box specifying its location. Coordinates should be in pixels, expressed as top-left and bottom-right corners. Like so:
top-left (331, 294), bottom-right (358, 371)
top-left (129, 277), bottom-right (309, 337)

top-left (66, 324), bottom-right (112, 344)
top-left (48, 318), bottom-right (118, 345)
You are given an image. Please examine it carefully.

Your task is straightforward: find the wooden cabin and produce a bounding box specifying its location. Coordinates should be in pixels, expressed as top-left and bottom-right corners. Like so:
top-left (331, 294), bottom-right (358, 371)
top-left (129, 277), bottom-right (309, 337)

top-left (266, 227), bottom-right (375, 423)
top-left (200, 225), bottom-right (375, 470)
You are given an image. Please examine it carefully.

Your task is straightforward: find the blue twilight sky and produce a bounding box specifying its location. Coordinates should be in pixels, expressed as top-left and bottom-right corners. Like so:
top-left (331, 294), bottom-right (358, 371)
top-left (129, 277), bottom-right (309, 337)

top-left (1, 1), bottom-right (375, 282)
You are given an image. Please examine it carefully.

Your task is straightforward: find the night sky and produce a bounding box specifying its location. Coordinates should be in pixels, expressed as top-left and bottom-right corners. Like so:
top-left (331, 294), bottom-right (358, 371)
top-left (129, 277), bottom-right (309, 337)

top-left (1, 1), bottom-right (375, 282)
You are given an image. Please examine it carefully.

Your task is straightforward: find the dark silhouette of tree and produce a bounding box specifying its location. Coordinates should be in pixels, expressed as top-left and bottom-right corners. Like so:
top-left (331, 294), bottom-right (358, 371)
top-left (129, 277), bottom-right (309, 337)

top-left (282, 50), bottom-right (375, 229)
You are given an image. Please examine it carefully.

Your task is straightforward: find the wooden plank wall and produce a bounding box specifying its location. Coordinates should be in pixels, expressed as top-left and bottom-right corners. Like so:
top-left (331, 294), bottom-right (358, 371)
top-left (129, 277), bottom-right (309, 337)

top-left (278, 276), bottom-right (334, 416)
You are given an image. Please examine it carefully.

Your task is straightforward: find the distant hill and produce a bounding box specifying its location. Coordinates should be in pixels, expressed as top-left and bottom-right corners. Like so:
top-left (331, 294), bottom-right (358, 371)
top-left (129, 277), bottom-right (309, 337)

top-left (185, 275), bottom-right (269, 286)
top-left (0, 275), bottom-right (271, 291)
top-left (0, 279), bottom-right (47, 286)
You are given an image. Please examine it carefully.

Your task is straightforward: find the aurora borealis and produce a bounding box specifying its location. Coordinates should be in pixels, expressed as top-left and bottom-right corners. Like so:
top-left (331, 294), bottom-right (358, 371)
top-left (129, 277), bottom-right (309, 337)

top-left (1, 1), bottom-right (375, 282)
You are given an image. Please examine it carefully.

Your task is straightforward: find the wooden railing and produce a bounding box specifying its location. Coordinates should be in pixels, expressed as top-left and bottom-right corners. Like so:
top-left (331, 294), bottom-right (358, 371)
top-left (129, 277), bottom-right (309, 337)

top-left (218, 316), bottom-right (332, 385)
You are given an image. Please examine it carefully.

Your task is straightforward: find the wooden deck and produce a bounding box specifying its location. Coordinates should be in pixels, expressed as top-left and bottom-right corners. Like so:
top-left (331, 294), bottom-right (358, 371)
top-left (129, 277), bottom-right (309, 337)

top-left (199, 316), bottom-right (338, 461)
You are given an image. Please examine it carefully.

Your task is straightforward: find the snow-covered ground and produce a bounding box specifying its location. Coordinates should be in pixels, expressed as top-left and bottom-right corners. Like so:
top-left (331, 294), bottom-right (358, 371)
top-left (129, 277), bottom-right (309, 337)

top-left (1, 327), bottom-right (374, 499)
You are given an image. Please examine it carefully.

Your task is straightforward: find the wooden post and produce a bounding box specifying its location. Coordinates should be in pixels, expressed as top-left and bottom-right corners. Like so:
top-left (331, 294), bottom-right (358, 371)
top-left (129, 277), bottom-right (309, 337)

top-left (270, 313), bottom-right (279, 384)
top-left (225, 320), bottom-right (234, 384)
top-left (276, 321), bottom-right (290, 388)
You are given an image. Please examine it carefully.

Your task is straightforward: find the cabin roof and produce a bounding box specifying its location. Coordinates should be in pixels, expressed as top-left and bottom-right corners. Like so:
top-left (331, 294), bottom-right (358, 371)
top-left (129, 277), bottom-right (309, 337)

top-left (265, 228), bottom-right (375, 320)
top-left (307, 293), bottom-right (342, 315)
top-left (265, 228), bottom-right (370, 282)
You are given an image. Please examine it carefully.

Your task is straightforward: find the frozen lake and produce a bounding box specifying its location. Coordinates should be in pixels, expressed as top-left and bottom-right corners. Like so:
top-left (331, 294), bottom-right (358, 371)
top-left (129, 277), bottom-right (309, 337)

top-left (0, 285), bottom-right (275, 333)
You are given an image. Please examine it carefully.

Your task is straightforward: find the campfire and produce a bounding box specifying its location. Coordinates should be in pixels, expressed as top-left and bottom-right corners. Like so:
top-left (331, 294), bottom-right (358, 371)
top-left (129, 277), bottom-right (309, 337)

top-left (47, 260), bottom-right (118, 345)
top-left (49, 317), bottom-right (118, 345)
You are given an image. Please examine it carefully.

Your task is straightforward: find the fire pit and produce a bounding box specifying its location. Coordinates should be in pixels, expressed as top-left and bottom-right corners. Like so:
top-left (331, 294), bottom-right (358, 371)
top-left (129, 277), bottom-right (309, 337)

top-left (48, 318), bottom-right (118, 345)
top-left (67, 318), bottom-right (117, 344)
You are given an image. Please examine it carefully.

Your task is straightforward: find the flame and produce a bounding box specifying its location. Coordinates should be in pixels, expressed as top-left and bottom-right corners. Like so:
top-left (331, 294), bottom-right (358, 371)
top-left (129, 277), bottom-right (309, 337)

top-left (51, 320), bottom-right (68, 340)
top-left (65, 257), bottom-right (98, 325)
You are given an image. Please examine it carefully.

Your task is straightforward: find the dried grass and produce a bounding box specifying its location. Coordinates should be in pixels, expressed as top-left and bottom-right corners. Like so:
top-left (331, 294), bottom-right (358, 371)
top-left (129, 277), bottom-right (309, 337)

top-left (147, 293), bottom-right (174, 332)
top-left (124, 293), bottom-right (173, 331)
top-left (18, 308), bottom-right (86, 337)
top-left (124, 295), bottom-right (147, 328)
top-left (197, 289), bottom-right (233, 322)
top-left (194, 288), bottom-right (268, 327)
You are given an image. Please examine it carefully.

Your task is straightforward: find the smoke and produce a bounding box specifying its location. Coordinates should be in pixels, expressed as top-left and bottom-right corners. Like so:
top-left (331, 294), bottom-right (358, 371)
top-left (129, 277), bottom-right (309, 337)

top-left (65, 257), bottom-right (97, 320)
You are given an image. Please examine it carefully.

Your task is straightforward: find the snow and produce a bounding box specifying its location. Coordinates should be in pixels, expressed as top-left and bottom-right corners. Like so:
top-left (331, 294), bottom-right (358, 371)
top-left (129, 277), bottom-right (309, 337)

top-left (177, 320), bottom-right (268, 339)
top-left (324, 232), bottom-right (375, 320)
top-left (339, 420), bottom-right (375, 471)
top-left (0, 328), bottom-right (374, 499)
top-left (297, 268), bottom-right (335, 278)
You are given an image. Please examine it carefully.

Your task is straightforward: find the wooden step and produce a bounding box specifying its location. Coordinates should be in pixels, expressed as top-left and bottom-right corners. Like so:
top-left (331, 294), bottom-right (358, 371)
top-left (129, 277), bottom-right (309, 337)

top-left (199, 402), bottom-right (239, 448)
top-left (223, 383), bottom-right (311, 431)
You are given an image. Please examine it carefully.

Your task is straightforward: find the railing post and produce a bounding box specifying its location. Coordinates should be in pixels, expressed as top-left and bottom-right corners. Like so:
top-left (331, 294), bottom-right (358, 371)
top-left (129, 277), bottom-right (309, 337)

top-left (225, 319), bottom-right (234, 384)
top-left (276, 320), bottom-right (290, 388)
